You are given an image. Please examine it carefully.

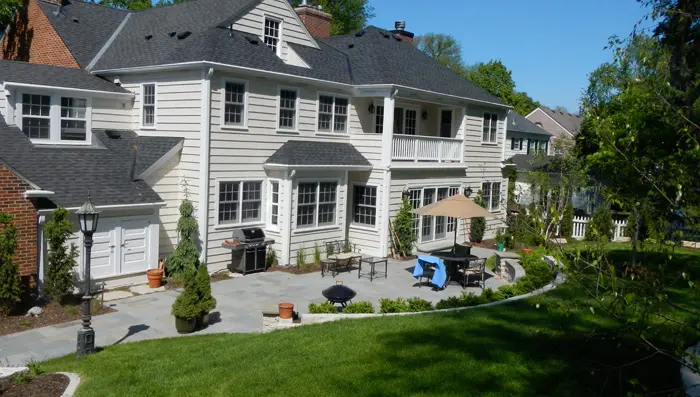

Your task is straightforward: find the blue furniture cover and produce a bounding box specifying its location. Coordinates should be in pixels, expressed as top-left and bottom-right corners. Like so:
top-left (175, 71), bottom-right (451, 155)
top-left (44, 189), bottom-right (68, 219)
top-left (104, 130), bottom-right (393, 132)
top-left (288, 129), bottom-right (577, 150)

top-left (413, 255), bottom-right (447, 288)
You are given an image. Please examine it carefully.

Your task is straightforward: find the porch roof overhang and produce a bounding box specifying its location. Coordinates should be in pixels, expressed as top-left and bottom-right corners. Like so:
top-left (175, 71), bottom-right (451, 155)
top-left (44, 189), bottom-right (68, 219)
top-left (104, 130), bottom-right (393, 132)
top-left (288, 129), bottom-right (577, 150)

top-left (264, 140), bottom-right (372, 171)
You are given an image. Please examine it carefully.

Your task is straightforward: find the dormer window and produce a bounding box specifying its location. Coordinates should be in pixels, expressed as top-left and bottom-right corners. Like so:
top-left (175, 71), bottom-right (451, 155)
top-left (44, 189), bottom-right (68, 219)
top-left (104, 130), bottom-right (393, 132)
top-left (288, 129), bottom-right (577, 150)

top-left (19, 92), bottom-right (91, 144)
top-left (264, 17), bottom-right (281, 54)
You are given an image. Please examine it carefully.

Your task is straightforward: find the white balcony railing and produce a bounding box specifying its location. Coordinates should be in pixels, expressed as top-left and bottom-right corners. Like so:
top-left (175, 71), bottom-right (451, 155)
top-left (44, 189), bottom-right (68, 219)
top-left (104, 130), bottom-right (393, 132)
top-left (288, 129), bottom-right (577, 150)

top-left (392, 135), bottom-right (462, 163)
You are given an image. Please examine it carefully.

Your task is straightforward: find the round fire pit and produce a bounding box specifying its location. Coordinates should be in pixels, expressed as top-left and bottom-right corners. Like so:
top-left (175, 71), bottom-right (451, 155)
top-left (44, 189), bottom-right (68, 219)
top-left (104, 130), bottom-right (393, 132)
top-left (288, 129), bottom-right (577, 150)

top-left (322, 284), bottom-right (357, 307)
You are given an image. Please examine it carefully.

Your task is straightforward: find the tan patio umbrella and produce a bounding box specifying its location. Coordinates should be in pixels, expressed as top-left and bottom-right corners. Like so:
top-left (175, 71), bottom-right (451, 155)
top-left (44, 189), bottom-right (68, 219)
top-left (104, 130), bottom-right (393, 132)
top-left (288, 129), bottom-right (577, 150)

top-left (412, 194), bottom-right (495, 246)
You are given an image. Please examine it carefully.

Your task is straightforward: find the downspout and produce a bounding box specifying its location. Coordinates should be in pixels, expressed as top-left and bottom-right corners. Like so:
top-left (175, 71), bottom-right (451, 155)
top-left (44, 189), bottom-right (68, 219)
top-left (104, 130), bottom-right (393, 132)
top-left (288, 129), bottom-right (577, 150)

top-left (37, 214), bottom-right (46, 293)
top-left (198, 67), bottom-right (213, 263)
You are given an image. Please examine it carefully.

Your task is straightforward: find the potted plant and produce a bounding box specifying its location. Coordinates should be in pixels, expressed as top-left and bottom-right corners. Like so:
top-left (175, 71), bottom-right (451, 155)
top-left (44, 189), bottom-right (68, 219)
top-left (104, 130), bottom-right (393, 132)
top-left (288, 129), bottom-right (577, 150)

top-left (194, 265), bottom-right (216, 329)
top-left (495, 231), bottom-right (507, 252)
top-left (171, 271), bottom-right (199, 334)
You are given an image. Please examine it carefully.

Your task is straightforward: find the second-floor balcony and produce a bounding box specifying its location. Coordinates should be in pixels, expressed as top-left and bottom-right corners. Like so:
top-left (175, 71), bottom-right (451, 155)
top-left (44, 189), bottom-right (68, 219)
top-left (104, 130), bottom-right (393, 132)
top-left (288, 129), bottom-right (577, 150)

top-left (392, 135), bottom-right (462, 163)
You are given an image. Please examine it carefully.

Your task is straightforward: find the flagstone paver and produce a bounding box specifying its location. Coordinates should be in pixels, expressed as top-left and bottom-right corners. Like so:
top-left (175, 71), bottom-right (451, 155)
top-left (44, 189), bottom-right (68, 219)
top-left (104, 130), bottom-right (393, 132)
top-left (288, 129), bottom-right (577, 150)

top-left (0, 248), bottom-right (506, 366)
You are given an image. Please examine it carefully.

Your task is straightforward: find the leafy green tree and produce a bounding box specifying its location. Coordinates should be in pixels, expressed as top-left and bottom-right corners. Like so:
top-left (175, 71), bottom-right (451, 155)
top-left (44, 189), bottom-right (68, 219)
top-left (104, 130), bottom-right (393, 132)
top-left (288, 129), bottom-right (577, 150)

top-left (585, 204), bottom-right (614, 242)
top-left (414, 33), bottom-right (465, 74)
top-left (165, 199), bottom-right (200, 276)
top-left (469, 192), bottom-right (486, 243)
top-left (99, 0), bottom-right (151, 10)
top-left (393, 198), bottom-right (416, 257)
top-left (0, 0), bottom-right (22, 33)
top-left (560, 203), bottom-right (574, 238)
top-left (0, 212), bottom-right (20, 315)
top-left (466, 60), bottom-right (541, 115)
top-left (44, 208), bottom-right (78, 303)
top-left (288, 0), bottom-right (374, 36)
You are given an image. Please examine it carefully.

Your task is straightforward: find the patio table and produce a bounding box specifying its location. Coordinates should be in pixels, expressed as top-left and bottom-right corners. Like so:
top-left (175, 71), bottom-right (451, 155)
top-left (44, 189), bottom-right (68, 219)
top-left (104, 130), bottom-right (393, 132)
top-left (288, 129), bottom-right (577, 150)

top-left (431, 251), bottom-right (478, 288)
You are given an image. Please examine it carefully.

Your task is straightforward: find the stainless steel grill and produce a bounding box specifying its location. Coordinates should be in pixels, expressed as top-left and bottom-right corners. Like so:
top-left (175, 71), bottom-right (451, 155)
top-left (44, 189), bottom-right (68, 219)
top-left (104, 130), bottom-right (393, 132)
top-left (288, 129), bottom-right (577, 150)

top-left (222, 227), bottom-right (274, 274)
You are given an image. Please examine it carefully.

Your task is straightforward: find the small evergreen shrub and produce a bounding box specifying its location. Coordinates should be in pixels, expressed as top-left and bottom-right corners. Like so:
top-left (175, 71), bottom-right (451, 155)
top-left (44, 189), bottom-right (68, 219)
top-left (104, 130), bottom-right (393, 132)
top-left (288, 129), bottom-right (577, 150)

top-left (379, 297), bottom-right (410, 313)
top-left (296, 246), bottom-right (306, 268)
top-left (0, 212), bottom-right (21, 315)
top-left (266, 248), bottom-right (278, 268)
top-left (393, 199), bottom-right (417, 256)
top-left (560, 203), bottom-right (574, 238)
top-left (194, 265), bottom-right (216, 314)
top-left (343, 301), bottom-right (374, 313)
top-left (308, 302), bottom-right (337, 314)
top-left (44, 208), bottom-right (78, 303)
top-left (406, 297), bottom-right (434, 312)
top-left (166, 200), bottom-right (200, 276)
top-left (470, 191), bottom-right (486, 243)
top-left (585, 205), bottom-right (614, 242)
top-left (171, 270), bottom-right (200, 320)
top-left (518, 251), bottom-right (554, 291)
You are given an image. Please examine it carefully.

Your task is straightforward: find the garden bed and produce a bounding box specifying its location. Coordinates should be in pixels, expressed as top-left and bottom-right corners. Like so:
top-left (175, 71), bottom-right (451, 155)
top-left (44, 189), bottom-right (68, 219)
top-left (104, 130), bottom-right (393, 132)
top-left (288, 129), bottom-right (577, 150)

top-left (0, 373), bottom-right (69, 397)
top-left (0, 297), bottom-right (114, 337)
top-left (267, 263), bottom-right (323, 274)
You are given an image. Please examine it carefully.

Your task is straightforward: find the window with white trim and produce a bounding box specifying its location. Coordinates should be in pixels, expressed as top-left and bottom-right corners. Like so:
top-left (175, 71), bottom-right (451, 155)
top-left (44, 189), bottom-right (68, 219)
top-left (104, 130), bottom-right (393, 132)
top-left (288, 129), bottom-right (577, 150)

top-left (264, 18), bottom-right (280, 54)
top-left (374, 105), bottom-right (418, 135)
top-left (19, 93), bottom-right (91, 143)
top-left (224, 81), bottom-right (247, 127)
top-left (21, 94), bottom-right (51, 140)
top-left (482, 112), bottom-right (498, 143)
top-left (142, 84), bottom-right (156, 127)
top-left (410, 186), bottom-right (460, 243)
top-left (296, 182), bottom-right (338, 229)
top-left (268, 180), bottom-right (279, 228)
top-left (317, 94), bottom-right (348, 133)
top-left (278, 88), bottom-right (298, 130)
top-left (482, 182), bottom-right (502, 212)
top-left (218, 181), bottom-right (263, 225)
top-left (352, 185), bottom-right (377, 226)
top-left (374, 105), bottom-right (384, 133)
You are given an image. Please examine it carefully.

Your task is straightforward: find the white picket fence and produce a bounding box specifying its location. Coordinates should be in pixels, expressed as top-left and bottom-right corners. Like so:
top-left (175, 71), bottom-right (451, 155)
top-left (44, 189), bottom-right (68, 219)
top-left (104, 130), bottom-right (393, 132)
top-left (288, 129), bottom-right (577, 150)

top-left (571, 216), bottom-right (628, 240)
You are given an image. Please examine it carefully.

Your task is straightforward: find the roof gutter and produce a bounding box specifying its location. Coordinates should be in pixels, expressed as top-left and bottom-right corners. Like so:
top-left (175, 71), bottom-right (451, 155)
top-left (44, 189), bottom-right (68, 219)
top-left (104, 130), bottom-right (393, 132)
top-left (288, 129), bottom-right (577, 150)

top-left (263, 164), bottom-right (373, 171)
top-left (2, 82), bottom-right (133, 99)
top-left (37, 201), bottom-right (166, 214)
top-left (355, 84), bottom-right (512, 109)
top-left (24, 190), bottom-right (55, 198)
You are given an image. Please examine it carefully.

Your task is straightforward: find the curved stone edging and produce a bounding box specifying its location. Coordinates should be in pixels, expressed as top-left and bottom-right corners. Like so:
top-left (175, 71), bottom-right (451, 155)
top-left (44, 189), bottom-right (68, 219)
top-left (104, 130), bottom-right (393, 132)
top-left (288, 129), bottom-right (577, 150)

top-left (682, 342), bottom-right (700, 397)
top-left (57, 372), bottom-right (81, 397)
top-left (301, 281), bottom-right (560, 325)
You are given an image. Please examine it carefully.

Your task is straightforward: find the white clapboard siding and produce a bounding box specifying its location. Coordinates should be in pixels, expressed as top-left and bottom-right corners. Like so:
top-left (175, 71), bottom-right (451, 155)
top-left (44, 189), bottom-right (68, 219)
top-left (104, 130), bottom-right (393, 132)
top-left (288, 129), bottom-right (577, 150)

top-left (230, 0), bottom-right (317, 49)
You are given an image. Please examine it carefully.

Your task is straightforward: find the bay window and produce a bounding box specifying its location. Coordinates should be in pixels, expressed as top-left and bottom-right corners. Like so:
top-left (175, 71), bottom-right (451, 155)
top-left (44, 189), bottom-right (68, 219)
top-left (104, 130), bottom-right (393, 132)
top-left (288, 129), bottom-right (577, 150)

top-left (296, 181), bottom-right (338, 229)
top-left (317, 94), bottom-right (348, 133)
top-left (19, 93), bottom-right (90, 144)
top-left (481, 182), bottom-right (502, 212)
top-left (218, 180), bottom-right (263, 225)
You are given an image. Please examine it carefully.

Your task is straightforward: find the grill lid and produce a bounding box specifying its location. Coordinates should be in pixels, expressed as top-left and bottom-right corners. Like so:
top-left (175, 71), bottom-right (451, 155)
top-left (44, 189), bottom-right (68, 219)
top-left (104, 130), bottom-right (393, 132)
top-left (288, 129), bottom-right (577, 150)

top-left (232, 227), bottom-right (265, 242)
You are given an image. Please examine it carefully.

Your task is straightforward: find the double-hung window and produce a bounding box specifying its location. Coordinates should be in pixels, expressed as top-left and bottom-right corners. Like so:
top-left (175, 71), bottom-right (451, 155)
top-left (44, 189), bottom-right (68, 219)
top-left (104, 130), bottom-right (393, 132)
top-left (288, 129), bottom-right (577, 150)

top-left (21, 94), bottom-right (51, 140)
top-left (317, 94), bottom-right (349, 133)
top-left (481, 182), bottom-right (502, 212)
top-left (482, 112), bottom-right (498, 143)
top-left (296, 182), bottom-right (338, 229)
top-left (264, 17), bottom-right (280, 54)
top-left (409, 186), bottom-right (461, 243)
top-left (20, 93), bottom-right (91, 143)
top-left (218, 181), bottom-right (263, 225)
top-left (141, 83), bottom-right (156, 128)
top-left (510, 137), bottom-right (525, 151)
top-left (278, 88), bottom-right (298, 130)
top-left (374, 105), bottom-right (384, 134)
top-left (223, 80), bottom-right (247, 127)
top-left (352, 185), bottom-right (377, 227)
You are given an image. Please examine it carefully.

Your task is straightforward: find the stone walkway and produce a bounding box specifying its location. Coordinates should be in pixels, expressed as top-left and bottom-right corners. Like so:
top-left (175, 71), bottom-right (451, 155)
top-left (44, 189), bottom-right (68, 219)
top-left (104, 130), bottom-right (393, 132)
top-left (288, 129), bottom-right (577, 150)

top-left (0, 248), bottom-right (504, 366)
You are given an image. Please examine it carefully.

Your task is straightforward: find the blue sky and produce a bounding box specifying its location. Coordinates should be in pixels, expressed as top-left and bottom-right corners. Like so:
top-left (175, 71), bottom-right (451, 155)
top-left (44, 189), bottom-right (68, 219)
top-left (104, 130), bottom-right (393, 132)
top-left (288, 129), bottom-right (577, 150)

top-left (368, 0), bottom-right (651, 113)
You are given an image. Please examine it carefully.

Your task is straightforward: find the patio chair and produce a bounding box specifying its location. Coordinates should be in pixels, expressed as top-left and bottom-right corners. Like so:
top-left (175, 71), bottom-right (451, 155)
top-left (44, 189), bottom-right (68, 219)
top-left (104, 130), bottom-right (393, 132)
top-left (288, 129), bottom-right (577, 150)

top-left (459, 258), bottom-right (485, 289)
top-left (323, 240), bottom-right (360, 276)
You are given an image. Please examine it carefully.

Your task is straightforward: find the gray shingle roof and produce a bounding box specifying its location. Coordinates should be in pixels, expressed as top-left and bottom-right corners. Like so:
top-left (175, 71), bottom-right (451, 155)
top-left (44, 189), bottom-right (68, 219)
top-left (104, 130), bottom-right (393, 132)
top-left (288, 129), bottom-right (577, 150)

top-left (265, 140), bottom-right (371, 167)
top-left (539, 107), bottom-right (582, 136)
top-left (507, 154), bottom-right (554, 172)
top-left (37, 0), bottom-right (129, 68)
top-left (0, 60), bottom-right (129, 94)
top-left (507, 110), bottom-right (552, 136)
top-left (0, 117), bottom-right (181, 208)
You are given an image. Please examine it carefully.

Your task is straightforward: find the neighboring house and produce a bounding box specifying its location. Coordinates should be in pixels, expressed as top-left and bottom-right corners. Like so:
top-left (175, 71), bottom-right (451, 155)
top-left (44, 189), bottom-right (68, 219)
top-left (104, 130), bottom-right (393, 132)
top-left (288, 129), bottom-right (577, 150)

top-left (505, 110), bottom-right (552, 159)
top-left (525, 106), bottom-right (581, 154)
top-left (1, 0), bottom-right (511, 285)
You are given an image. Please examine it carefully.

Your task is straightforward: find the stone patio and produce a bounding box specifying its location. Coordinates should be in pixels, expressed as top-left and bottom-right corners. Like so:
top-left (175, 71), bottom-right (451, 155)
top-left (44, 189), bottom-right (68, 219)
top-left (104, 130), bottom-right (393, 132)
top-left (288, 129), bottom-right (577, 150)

top-left (0, 247), bottom-right (504, 366)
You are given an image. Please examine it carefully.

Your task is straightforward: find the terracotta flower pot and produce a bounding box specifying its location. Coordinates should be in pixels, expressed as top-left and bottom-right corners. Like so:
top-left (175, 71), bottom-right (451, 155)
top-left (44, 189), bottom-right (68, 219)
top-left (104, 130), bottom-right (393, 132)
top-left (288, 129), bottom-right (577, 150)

top-left (147, 269), bottom-right (163, 288)
top-left (520, 248), bottom-right (532, 254)
top-left (279, 302), bottom-right (294, 319)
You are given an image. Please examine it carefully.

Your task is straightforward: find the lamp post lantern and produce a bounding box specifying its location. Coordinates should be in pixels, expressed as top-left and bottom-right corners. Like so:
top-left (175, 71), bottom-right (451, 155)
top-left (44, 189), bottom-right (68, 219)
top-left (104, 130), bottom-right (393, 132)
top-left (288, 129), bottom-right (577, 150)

top-left (463, 186), bottom-right (473, 198)
top-left (76, 194), bottom-right (100, 358)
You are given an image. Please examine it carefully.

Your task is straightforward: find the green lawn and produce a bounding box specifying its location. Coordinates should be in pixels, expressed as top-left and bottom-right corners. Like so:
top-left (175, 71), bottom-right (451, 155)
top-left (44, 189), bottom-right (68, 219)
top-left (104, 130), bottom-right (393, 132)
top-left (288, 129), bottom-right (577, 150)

top-left (42, 244), bottom-right (699, 397)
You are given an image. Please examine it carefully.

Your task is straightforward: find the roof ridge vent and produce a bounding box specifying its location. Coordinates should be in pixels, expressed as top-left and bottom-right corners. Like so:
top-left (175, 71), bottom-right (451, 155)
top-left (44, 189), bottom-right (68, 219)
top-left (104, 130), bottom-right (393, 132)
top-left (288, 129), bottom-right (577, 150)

top-left (347, 43), bottom-right (354, 49)
top-left (354, 29), bottom-right (366, 37)
top-left (145, 34), bottom-right (153, 40)
top-left (381, 31), bottom-right (390, 38)
top-left (176, 31), bottom-right (191, 40)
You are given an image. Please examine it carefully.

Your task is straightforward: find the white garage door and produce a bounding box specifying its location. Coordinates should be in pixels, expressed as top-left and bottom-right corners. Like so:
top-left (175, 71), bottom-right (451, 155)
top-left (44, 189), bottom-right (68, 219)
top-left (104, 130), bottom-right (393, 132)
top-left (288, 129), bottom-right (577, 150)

top-left (79, 217), bottom-right (156, 279)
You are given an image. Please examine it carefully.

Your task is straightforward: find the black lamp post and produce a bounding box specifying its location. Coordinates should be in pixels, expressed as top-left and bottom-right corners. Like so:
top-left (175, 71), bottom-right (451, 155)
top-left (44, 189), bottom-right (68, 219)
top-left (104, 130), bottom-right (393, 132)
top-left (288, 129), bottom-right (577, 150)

top-left (76, 194), bottom-right (100, 358)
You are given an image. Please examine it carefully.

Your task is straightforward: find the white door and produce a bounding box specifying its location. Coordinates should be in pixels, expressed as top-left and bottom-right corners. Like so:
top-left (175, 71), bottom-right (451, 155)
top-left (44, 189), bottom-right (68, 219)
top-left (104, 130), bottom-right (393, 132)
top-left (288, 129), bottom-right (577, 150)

top-left (90, 220), bottom-right (118, 279)
top-left (119, 219), bottom-right (150, 274)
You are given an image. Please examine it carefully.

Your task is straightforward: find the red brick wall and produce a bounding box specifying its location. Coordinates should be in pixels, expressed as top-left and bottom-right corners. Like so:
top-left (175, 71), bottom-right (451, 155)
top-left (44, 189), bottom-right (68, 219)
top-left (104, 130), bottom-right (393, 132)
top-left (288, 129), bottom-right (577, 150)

top-left (1, 0), bottom-right (79, 68)
top-left (295, 6), bottom-right (331, 38)
top-left (0, 163), bottom-right (38, 280)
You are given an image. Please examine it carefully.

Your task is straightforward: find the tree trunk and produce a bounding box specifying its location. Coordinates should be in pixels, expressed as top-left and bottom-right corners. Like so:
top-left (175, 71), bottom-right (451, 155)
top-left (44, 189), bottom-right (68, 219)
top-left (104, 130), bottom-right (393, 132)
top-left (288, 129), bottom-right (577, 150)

top-left (632, 206), bottom-right (640, 267)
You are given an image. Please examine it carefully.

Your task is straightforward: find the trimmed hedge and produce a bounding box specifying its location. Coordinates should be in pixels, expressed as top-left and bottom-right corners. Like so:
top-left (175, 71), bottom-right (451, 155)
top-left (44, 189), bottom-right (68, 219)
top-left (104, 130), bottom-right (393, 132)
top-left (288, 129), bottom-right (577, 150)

top-left (309, 302), bottom-right (338, 314)
top-left (343, 301), bottom-right (375, 314)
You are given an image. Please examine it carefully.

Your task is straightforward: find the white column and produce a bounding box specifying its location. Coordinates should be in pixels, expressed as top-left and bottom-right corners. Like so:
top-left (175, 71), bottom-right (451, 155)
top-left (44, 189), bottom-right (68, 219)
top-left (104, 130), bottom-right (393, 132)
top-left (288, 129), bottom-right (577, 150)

top-left (378, 96), bottom-right (395, 257)
top-left (460, 106), bottom-right (467, 163)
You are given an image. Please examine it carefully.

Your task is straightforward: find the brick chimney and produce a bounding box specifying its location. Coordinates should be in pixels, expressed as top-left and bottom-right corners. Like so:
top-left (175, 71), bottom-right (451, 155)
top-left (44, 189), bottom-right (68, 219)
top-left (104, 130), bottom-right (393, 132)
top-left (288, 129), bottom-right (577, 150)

top-left (295, 2), bottom-right (331, 38)
top-left (390, 21), bottom-right (414, 44)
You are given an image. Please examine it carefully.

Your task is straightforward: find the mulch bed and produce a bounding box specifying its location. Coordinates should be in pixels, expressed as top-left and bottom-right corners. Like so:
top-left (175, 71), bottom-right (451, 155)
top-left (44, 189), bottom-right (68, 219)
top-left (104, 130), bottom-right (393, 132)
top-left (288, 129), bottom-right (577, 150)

top-left (468, 239), bottom-right (498, 250)
top-left (210, 271), bottom-right (233, 282)
top-left (267, 263), bottom-right (323, 275)
top-left (0, 374), bottom-right (69, 397)
top-left (0, 296), bottom-right (115, 337)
